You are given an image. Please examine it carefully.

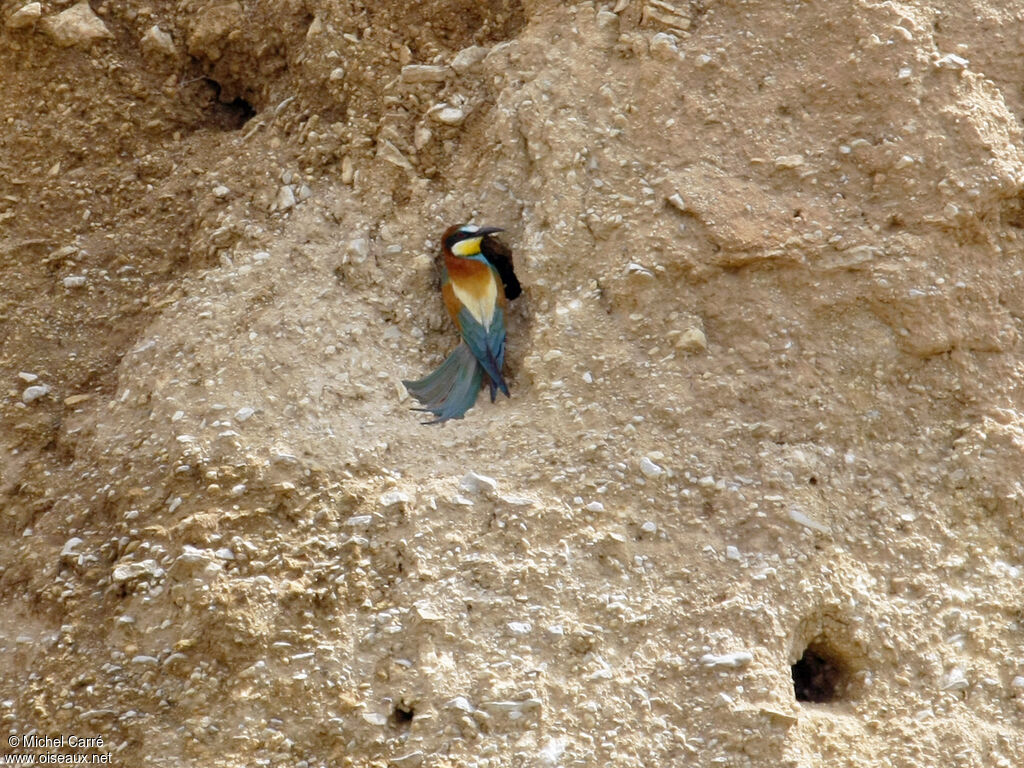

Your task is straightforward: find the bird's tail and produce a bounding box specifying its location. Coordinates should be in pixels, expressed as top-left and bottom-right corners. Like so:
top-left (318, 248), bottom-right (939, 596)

top-left (402, 343), bottom-right (484, 424)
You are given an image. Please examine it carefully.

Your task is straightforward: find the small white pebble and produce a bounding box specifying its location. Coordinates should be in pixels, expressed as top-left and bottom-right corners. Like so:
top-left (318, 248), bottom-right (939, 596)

top-left (63, 275), bottom-right (86, 288)
top-left (774, 154), bottom-right (805, 169)
top-left (626, 263), bottom-right (654, 278)
top-left (507, 621), bottom-right (532, 635)
top-left (640, 521), bottom-right (657, 534)
top-left (542, 349), bottom-right (563, 363)
top-left (18, 372), bottom-right (38, 383)
top-left (788, 507), bottom-right (829, 533)
top-left (275, 185), bottom-right (296, 211)
top-left (582, 371), bottom-right (593, 384)
top-left (585, 501), bottom-right (605, 513)
top-left (379, 490), bottom-right (410, 507)
top-left (212, 185), bottom-right (230, 198)
top-left (235, 406), bottom-right (255, 422)
top-left (700, 651), bottom-right (753, 668)
top-left (676, 328), bottom-right (707, 352)
top-left (649, 32), bottom-right (679, 61)
top-left (451, 45), bottom-right (489, 74)
top-left (460, 472), bottom-right (498, 495)
top-left (941, 667), bottom-right (969, 691)
top-left (448, 696), bottom-right (474, 712)
top-left (60, 537), bottom-right (84, 557)
top-left (22, 384), bottom-right (50, 403)
top-left (434, 106), bottom-right (466, 126)
top-left (414, 601), bottom-right (443, 621)
top-left (935, 52), bottom-right (968, 70)
top-left (639, 457), bottom-right (664, 477)
top-left (725, 545), bottom-right (741, 561)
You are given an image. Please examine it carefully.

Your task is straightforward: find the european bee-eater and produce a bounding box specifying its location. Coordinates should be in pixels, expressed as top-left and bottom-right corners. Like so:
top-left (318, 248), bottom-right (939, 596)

top-left (403, 225), bottom-right (521, 423)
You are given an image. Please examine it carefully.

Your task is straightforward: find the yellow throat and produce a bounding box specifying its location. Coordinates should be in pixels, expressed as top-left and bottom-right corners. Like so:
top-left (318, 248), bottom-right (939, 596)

top-left (451, 236), bottom-right (483, 257)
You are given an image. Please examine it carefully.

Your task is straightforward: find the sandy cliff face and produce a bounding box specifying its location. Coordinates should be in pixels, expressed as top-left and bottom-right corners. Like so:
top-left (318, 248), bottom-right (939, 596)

top-left (2, 1), bottom-right (1024, 765)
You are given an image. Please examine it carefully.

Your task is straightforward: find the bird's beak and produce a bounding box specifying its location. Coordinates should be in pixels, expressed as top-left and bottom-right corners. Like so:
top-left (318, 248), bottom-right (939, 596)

top-left (475, 226), bottom-right (504, 237)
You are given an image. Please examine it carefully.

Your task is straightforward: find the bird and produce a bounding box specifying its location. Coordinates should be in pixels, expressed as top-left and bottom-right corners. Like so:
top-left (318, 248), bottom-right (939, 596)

top-left (403, 225), bottom-right (521, 423)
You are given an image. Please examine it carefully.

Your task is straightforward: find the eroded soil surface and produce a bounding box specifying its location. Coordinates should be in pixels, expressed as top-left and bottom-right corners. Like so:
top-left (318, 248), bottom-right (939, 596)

top-left (3, 1), bottom-right (1024, 766)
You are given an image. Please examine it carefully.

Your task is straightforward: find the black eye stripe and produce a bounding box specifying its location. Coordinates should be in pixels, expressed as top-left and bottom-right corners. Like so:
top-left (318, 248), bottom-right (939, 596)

top-left (445, 231), bottom-right (476, 249)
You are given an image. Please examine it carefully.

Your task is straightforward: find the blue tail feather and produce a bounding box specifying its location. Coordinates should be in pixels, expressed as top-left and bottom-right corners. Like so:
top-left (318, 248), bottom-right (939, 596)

top-left (403, 343), bottom-right (484, 424)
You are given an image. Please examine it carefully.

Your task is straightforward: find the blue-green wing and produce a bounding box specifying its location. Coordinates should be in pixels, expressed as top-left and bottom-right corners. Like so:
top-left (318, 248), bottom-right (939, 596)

top-left (457, 304), bottom-right (508, 398)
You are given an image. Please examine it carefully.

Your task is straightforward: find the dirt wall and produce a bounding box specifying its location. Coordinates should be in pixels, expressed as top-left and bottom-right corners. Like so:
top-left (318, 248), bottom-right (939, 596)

top-left (2, 1), bottom-right (1024, 766)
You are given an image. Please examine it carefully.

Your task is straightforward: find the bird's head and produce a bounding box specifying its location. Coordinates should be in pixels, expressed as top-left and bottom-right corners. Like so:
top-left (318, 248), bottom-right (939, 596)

top-left (442, 224), bottom-right (504, 257)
